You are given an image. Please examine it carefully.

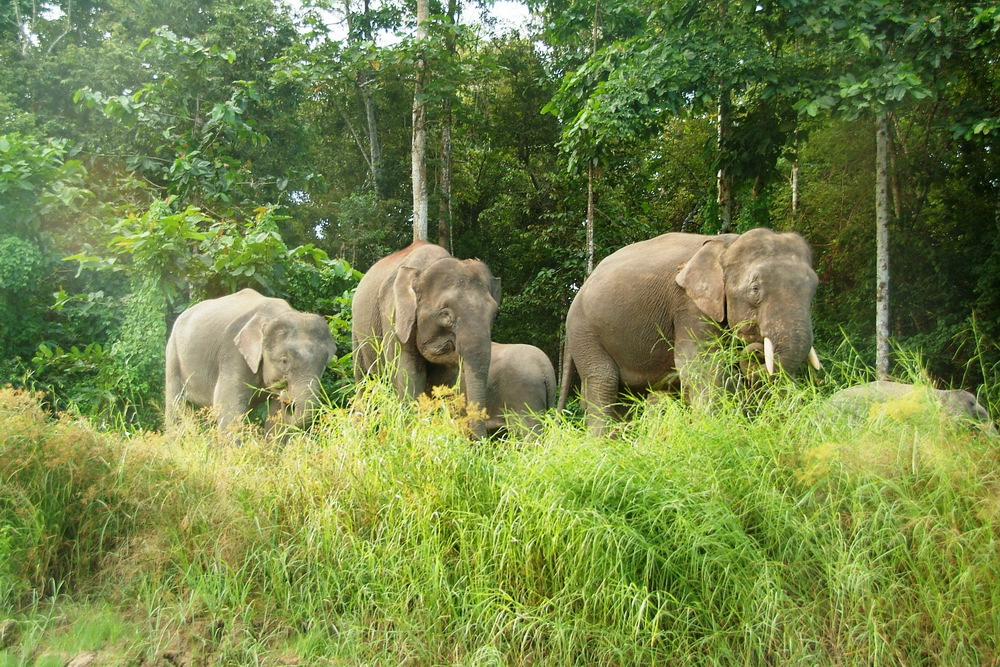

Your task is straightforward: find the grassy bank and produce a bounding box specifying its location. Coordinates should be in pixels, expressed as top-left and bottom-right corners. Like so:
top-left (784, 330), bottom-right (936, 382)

top-left (1, 375), bottom-right (998, 664)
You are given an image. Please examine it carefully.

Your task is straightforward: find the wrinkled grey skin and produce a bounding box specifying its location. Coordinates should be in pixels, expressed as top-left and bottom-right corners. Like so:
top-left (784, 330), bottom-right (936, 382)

top-left (352, 241), bottom-right (501, 438)
top-left (484, 342), bottom-right (557, 436)
top-left (827, 381), bottom-right (994, 430)
top-left (165, 288), bottom-right (336, 437)
top-left (559, 228), bottom-right (818, 435)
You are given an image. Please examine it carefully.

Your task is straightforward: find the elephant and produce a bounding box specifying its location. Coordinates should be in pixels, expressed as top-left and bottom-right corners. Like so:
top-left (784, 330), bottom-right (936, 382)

top-left (825, 381), bottom-right (994, 430)
top-left (484, 342), bottom-right (557, 436)
top-left (165, 288), bottom-right (336, 438)
top-left (558, 228), bottom-right (821, 435)
top-left (351, 241), bottom-right (501, 438)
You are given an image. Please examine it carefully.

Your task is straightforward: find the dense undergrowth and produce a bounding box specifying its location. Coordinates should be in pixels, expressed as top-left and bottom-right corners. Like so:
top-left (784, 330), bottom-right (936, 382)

top-left (1, 370), bottom-right (998, 665)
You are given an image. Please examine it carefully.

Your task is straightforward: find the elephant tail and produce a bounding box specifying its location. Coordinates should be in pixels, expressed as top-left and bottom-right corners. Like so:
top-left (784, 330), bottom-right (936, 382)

top-left (557, 347), bottom-right (576, 412)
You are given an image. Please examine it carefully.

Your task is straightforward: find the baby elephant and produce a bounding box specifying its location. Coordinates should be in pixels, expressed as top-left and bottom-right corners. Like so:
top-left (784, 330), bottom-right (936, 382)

top-left (826, 381), bottom-right (993, 430)
top-left (166, 288), bottom-right (336, 437)
top-left (484, 343), bottom-right (557, 436)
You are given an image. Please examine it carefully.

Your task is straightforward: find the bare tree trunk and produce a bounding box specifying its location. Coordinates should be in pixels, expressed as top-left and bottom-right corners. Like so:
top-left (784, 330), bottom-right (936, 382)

top-left (717, 88), bottom-right (733, 233)
top-left (791, 133), bottom-right (800, 216)
top-left (411, 0), bottom-right (430, 242)
top-left (875, 111), bottom-right (891, 380)
top-left (438, 96), bottom-right (453, 252)
top-left (361, 72), bottom-right (382, 196)
top-left (887, 114), bottom-right (902, 221)
top-left (345, 0), bottom-right (382, 196)
top-left (586, 161), bottom-right (595, 275)
top-left (437, 0), bottom-right (458, 252)
top-left (584, 0), bottom-right (599, 275)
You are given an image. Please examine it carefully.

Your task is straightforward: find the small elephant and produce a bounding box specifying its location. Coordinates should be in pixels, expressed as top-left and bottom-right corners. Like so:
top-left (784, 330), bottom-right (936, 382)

top-left (351, 241), bottom-right (501, 438)
top-left (825, 381), bottom-right (994, 429)
top-left (484, 342), bottom-right (557, 436)
top-left (165, 288), bottom-right (336, 437)
top-left (559, 228), bottom-right (821, 435)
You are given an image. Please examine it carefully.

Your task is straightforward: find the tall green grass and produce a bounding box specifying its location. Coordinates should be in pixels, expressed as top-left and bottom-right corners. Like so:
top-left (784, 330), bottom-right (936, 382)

top-left (1, 367), bottom-right (998, 664)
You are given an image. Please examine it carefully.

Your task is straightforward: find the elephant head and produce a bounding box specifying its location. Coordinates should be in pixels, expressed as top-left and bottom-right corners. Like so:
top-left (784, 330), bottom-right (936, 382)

top-left (939, 389), bottom-right (994, 428)
top-left (235, 310), bottom-right (336, 432)
top-left (393, 256), bottom-right (501, 435)
top-left (676, 227), bottom-right (820, 376)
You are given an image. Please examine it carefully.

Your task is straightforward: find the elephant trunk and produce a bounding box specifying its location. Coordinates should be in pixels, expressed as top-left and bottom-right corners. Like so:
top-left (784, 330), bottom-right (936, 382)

top-left (458, 336), bottom-right (492, 438)
top-left (286, 375), bottom-right (324, 429)
top-left (761, 321), bottom-right (814, 377)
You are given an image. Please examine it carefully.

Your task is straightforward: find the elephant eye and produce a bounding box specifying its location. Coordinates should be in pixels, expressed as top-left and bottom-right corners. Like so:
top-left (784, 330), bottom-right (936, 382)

top-left (748, 282), bottom-right (763, 303)
top-left (437, 309), bottom-right (454, 327)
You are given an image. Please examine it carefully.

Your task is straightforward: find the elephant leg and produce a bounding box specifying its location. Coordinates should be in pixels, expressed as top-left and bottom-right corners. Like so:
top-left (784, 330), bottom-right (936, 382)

top-left (164, 346), bottom-right (190, 430)
top-left (213, 381), bottom-right (255, 432)
top-left (353, 333), bottom-right (374, 383)
top-left (394, 353), bottom-right (428, 401)
top-left (580, 359), bottom-right (621, 436)
top-left (517, 412), bottom-right (543, 435)
top-left (165, 373), bottom-right (184, 428)
top-left (674, 324), bottom-right (727, 410)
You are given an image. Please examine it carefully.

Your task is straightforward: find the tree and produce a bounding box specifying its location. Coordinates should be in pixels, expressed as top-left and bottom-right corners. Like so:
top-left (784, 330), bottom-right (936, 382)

top-left (74, 27), bottom-right (271, 211)
top-left (0, 133), bottom-right (99, 376)
top-left (788, 0), bottom-right (977, 378)
top-left (291, 0), bottom-right (404, 196)
top-left (539, 0), bottom-right (808, 241)
top-left (411, 0), bottom-right (430, 241)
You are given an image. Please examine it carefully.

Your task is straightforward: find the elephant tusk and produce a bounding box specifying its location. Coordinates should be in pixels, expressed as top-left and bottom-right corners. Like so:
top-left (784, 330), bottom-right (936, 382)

top-left (763, 337), bottom-right (775, 375)
top-left (808, 347), bottom-right (822, 371)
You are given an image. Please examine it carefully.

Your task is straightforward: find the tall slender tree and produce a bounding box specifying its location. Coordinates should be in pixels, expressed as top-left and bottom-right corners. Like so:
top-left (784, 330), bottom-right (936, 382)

top-left (411, 0), bottom-right (430, 241)
top-left (875, 111), bottom-right (891, 379)
top-left (437, 0), bottom-right (460, 253)
top-left (789, 0), bottom-right (971, 376)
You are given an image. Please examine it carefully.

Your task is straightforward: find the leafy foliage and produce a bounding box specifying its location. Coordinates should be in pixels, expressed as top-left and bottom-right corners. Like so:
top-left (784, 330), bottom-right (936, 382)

top-left (0, 0), bottom-right (998, 416)
top-left (73, 27), bottom-right (271, 209)
top-left (55, 199), bottom-right (359, 425)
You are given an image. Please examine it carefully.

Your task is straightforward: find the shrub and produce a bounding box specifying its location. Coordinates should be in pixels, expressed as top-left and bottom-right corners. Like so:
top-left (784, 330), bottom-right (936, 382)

top-left (3, 365), bottom-right (998, 664)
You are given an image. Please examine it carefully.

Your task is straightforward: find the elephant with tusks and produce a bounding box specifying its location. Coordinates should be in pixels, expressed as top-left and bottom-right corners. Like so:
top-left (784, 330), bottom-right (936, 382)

top-left (559, 228), bottom-right (821, 435)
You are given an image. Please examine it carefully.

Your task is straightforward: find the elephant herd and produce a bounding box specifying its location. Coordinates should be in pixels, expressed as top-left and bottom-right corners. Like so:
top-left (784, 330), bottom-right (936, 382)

top-left (164, 229), bottom-right (993, 440)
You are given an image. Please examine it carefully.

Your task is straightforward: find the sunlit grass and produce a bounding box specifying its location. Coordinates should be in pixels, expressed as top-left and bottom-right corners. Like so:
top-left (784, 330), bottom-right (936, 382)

top-left (1, 355), bottom-right (998, 664)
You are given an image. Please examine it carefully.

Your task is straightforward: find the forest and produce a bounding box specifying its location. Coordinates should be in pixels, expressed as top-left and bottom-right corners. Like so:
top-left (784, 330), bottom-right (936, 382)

top-left (2, 0), bottom-right (1000, 664)
top-left (1, 0), bottom-right (998, 421)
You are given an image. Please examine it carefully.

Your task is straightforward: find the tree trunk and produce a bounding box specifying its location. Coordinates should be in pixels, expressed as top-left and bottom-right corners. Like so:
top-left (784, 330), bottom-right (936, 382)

top-left (717, 88), bottom-right (733, 233)
top-left (438, 96), bottom-right (453, 252)
top-left (585, 0), bottom-right (599, 275)
top-left (411, 0), bottom-right (430, 242)
top-left (875, 111), bottom-right (891, 380)
top-left (346, 0), bottom-right (383, 197)
top-left (791, 134), bottom-right (800, 216)
top-left (887, 114), bottom-right (902, 221)
top-left (361, 71), bottom-right (382, 197)
top-left (437, 0), bottom-right (458, 252)
top-left (585, 164), bottom-right (595, 275)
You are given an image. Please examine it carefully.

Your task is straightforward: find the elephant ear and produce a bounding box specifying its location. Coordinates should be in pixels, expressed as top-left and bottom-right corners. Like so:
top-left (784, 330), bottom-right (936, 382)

top-left (393, 266), bottom-right (419, 345)
top-left (234, 312), bottom-right (269, 373)
top-left (490, 275), bottom-right (502, 306)
top-left (324, 334), bottom-right (338, 366)
top-left (311, 314), bottom-right (338, 366)
top-left (676, 235), bottom-right (738, 323)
